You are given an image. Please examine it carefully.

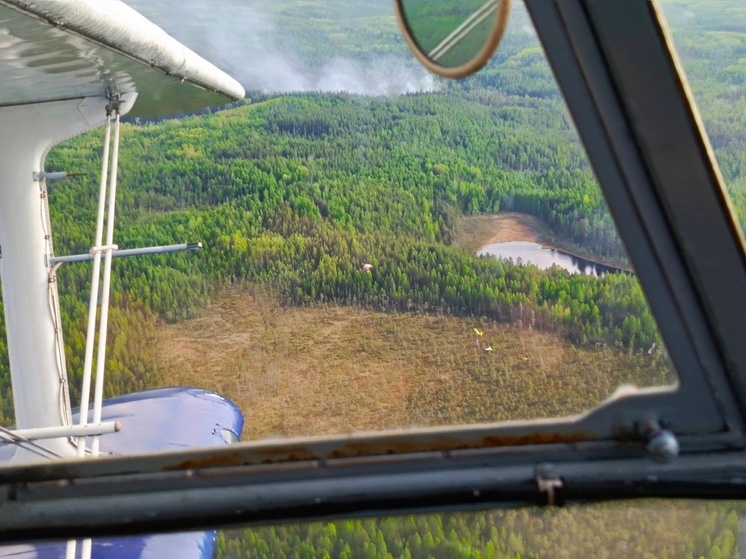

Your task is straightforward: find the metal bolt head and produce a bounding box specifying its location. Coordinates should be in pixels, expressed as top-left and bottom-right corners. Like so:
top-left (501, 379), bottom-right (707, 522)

top-left (646, 430), bottom-right (679, 464)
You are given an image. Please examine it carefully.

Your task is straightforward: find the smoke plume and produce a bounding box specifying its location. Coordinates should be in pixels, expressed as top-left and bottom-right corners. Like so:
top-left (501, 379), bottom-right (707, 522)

top-left (122, 0), bottom-right (436, 96)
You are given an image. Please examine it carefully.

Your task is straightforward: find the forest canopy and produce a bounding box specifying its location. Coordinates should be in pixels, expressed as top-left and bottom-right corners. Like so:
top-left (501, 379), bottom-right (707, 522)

top-left (0, 0), bottom-right (743, 556)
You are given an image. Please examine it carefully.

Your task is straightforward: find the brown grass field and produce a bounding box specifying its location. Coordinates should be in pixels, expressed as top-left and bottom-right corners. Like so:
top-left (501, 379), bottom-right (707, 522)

top-left (453, 212), bottom-right (550, 253)
top-left (157, 286), bottom-right (673, 441)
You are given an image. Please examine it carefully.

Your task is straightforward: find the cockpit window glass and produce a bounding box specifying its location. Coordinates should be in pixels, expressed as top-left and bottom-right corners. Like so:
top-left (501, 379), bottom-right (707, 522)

top-left (220, 500), bottom-right (744, 558)
top-left (1, 0), bottom-right (743, 552)
top-left (15, 500), bottom-right (745, 558)
top-left (660, 0), bottom-right (746, 239)
top-left (32, 0), bottom-right (678, 447)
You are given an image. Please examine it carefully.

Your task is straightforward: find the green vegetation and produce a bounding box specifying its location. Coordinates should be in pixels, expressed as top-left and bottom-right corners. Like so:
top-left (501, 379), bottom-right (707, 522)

top-left (216, 502), bottom-right (745, 559)
top-left (37, 87), bottom-right (667, 419)
top-left (0, 0), bottom-right (741, 556)
top-left (660, 0), bottom-right (746, 227)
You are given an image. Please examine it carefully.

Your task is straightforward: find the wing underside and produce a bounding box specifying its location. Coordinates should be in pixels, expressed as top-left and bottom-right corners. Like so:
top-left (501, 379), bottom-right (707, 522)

top-left (0, 0), bottom-right (245, 116)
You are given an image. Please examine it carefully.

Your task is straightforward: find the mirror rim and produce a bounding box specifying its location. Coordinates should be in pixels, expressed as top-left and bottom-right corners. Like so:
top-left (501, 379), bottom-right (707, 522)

top-left (394, 0), bottom-right (511, 79)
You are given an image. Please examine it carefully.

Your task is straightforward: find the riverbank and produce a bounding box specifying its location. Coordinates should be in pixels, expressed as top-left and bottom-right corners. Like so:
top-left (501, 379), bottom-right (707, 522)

top-left (454, 212), bottom-right (632, 272)
top-left (453, 213), bottom-right (553, 253)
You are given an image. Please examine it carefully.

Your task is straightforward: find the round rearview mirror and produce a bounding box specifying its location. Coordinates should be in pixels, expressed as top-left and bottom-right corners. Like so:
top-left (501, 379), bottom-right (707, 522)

top-left (395, 0), bottom-right (511, 78)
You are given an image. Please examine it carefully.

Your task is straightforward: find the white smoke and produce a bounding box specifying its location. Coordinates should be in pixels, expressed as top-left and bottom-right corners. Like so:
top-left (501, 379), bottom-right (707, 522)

top-left (121, 0), bottom-right (436, 96)
top-left (235, 55), bottom-right (437, 96)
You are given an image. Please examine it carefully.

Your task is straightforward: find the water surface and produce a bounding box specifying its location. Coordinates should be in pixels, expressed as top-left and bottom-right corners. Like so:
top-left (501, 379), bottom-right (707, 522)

top-left (478, 241), bottom-right (620, 276)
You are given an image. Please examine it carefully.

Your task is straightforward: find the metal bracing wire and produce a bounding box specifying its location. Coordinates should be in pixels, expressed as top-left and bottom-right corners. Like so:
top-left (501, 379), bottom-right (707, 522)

top-left (91, 110), bottom-right (120, 457)
top-left (40, 175), bottom-right (72, 429)
top-left (0, 426), bottom-right (61, 460)
top-left (77, 112), bottom-right (113, 458)
top-left (69, 108), bottom-right (119, 559)
top-left (47, 261), bottom-right (70, 429)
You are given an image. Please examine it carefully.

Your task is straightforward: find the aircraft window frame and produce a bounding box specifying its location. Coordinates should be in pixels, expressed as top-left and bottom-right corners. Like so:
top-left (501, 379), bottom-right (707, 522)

top-left (1, 0), bottom-right (745, 541)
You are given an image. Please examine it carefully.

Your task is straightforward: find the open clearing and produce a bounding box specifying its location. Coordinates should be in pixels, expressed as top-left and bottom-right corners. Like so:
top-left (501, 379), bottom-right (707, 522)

top-left (157, 286), bottom-right (672, 440)
top-left (453, 212), bottom-right (555, 254)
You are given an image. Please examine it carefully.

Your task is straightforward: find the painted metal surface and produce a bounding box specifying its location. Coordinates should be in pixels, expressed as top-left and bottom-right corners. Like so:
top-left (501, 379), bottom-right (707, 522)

top-left (0, 96), bottom-right (131, 453)
top-left (80, 387), bottom-right (243, 455)
top-left (9, 421), bottom-right (121, 441)
top-left (0, 387), bottom-right (244, 557)
top-left (0, 0), bottom-right (242, 461)
top-left (0, 533), bottom-right (217, 559)
top-left (50, 243), bottom-right (202, 264)
top-left (583, 0), bottom-right (746, 415)
top-left (0, 0), bottom-right (244, 115)
top-left (522, 0), bottom-right (744, 430)
top-left (0, 0), bottom-right (246, 550)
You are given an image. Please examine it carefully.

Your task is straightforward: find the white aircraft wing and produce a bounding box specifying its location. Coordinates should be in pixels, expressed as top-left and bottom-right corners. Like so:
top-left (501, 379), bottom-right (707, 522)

top-left (0, 0), bottom-right (245, 116)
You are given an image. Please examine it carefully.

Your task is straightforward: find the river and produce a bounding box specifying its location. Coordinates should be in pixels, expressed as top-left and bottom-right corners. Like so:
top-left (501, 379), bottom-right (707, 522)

top-left (478, 241), bottom-right (623, 276)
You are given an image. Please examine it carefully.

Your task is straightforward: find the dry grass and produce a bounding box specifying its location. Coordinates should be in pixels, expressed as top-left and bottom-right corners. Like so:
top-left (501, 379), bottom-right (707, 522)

top-left (156, 286), bottom-right (672, 441)
top-left (453, 212), bottom-right (553, 253)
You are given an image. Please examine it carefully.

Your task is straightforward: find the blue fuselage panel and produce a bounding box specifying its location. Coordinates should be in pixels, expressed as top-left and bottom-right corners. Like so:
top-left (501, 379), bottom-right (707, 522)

top-left (0, 387), bottom-right (244, 559)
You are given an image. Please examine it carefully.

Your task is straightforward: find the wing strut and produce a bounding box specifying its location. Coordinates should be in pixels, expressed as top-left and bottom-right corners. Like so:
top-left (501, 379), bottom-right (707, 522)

top-left (76, 105), bottom-right (116, 459)
top-left (68, 102), bottom-right (121, 559)
top-left (90, 104), bottom-right (122, 459)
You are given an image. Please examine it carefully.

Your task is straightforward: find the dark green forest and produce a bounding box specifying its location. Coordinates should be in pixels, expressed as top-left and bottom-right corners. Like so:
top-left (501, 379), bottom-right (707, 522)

top-left (215, 503), bottom-right (745, 559)
top-left (0, 0), bottom-right (743, 556)
top-left (45, 88), bottom-right (659, 413)
top-left (42, 0), bottom-right (745, 415)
